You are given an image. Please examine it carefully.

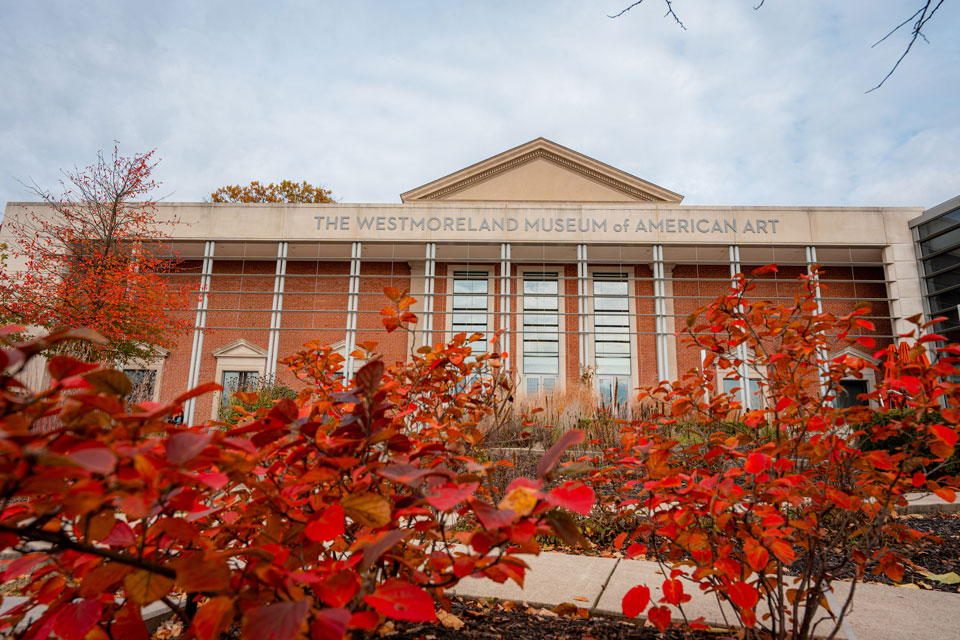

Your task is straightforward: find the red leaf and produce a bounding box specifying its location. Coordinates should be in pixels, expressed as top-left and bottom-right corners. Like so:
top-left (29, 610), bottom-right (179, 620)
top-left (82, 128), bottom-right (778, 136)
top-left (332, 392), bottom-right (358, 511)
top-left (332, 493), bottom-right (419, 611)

top-left (536, 429), bottom-right (585, 479)
top-left (930, 424), bottom-right (959, 448)
top-left (855, 336), bottom-right (876, 349)
top-left (546, 481), bottom-right (595, 516)
top-left (470, 499), bottom-right (517, 530)
top-left (166, 431), bottom-right (212, 465)
top-left (774, 397), bottom-right (792, 412)
top-left (101, 522), bottom-right (136, 546)
top-left (312, 608), bottom-right (350, 640)
top-left (425, 482), bottom-right (478, 511)
top-left (753, 264), bottom-right (778, 275)
top-left (305, 505), bottom-right (345, 543)
top-left (244, 599), bottom-right (311, 640)
top-left (360, 529), bottom-right (409, 573)
top-left (377, 463), bottom-right (430, 485)
top-left (174, 382), bottom-right (223, 406)
top-left (648, 606), bottom-right (672, 632)
top-left (622, 585), bottom-right (650, 619)
top-left (728, 581), bottom-right (759, 611)
top-left (745, 544), bottom-right (769, 572)
top-left (354, 360), bottom-right (385, 398)
top-left (1, 553), bottom-right (45, 581)
top-left (624, 543), bottom-right (647, 559)
top-left (348, 611), bottom-right (380, 630)
top-left (660, 579), bottom-right (691, 606)
top-left (192, 596), bottom-right (235, 640)
top-left (363, 578), bottom-right (436, 623)
top-left (768, 539), bottom-right (796, 564)
top-left (744, 452), bottom-right (771, 475)
top-left (613, 532), bottom-right (627, 550)
top-left (48, 356), bottom-right (99, 380)
top-left (52, 599), bottom-right (101, 640)
top-left (67, 445), bottom-right (116, 475)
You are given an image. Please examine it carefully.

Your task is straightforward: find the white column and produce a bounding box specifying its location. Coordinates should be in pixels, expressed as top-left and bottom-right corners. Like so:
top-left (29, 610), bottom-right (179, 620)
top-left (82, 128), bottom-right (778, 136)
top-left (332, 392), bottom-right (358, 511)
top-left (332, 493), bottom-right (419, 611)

top-left (420, 242), bottom-right (436, 350)
top-left (728, 245), bottom-right (751, 409)
top-left (185, 240), bottom-right (215, 425)
top-left (806, 246), bottom-right (830, 396)
top-left (344, 241), bottom-right (362, 380)
top-left (576, 244), bottom-right (589, 372)
top-left (265, 241), bottom-right (289, 380)
top-left (653, 245), bottom-right (669, 383)
top-left (499, 242), bottom-right (512, 341)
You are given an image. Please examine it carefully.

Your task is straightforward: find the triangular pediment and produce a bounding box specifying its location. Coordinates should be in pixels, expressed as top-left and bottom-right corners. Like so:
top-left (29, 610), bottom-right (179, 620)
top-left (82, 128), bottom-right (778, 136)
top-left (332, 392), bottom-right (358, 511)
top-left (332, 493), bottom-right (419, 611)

top-left (401, 138), bottom-right (683, 204)
top-left (212, 338), bottom-right (267, 359)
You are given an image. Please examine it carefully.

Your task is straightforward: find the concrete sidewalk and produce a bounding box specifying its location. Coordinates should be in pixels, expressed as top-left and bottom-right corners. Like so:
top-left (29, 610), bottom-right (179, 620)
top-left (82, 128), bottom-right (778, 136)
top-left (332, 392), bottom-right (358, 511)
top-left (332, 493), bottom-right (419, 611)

top-left (451, 551), bottom-right (960, 640)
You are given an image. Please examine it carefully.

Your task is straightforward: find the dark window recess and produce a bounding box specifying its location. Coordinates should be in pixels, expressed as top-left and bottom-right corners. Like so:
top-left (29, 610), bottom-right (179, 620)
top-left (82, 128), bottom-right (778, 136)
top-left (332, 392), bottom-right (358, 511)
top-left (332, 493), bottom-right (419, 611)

top-left (123, 369), bottom-right (156, 403)
top-left (835, 379), bottom-right (869, 408)
top-left (221, 370), bottom-right (259, 400)
top-left (923, 249), bottom-right (960, 275)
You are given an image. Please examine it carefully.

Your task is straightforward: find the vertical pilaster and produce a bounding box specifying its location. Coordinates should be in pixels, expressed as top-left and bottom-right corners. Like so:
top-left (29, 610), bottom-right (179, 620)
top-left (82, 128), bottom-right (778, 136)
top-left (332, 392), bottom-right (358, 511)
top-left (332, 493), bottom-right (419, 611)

top-left (184, 240), bottom-right (215, 425)
top-left (344, 241), bottom-right (362, 380)
top-left (806, 246), bottom-right (830, 396)
top-left (265, 241), bottom-right (288, 380)
top-left (499, 242), bottom-right (512, 342)
top-left (420, 242), bottom-right (437, 350)
top-left (728, 245), bottom-right (751, 409)
top-left (576, 244), bottom-right (589, 372)
top-left (653, 245), bottom-right (669, 383)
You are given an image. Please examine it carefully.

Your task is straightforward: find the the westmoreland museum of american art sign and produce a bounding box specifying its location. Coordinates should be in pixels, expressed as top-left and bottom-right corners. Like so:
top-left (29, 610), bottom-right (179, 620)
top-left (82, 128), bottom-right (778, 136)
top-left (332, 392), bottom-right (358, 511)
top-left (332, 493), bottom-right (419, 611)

top-left (314, 213), bottom-right (781, 236)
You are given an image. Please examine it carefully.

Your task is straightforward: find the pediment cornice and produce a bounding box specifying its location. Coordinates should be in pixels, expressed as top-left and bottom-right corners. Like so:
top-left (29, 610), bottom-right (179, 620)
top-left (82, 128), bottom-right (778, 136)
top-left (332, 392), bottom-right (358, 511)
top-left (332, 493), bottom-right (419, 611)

top-left (401, 138), bottom-right (683, 204)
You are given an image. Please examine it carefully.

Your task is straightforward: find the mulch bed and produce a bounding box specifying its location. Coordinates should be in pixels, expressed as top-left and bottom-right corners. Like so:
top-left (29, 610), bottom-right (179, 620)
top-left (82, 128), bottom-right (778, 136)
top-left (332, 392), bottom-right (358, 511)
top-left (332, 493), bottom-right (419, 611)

top-left (390, 599), bottom-right (722, 640)
top-left (803, 514), bottom-right (960, 592)
top-left (546, 514), bottom-right (960, 593)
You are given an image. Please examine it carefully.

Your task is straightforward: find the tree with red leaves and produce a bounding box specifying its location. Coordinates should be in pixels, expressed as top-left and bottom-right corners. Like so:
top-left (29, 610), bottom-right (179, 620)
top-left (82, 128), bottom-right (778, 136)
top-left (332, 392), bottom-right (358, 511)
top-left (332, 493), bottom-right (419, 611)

top-left (0, 144), bottom-right (193, 364)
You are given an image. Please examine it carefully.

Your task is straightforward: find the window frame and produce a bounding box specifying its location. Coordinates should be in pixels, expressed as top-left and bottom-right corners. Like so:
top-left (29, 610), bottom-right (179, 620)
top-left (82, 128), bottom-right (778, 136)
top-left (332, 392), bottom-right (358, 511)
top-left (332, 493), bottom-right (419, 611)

top-left (443, 265), bottom-right (496, 354)
top-left (211, 339), bottom-right (267, 419)
top-left (586, 267), bottom-right (639, 405)
top-left (517, 266), bottom-right (566, 397)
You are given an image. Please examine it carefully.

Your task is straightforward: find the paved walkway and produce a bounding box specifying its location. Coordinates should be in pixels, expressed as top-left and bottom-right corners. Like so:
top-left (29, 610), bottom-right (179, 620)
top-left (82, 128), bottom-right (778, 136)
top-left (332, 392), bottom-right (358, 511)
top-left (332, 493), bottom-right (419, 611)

top-left (451, 551), bottom-right (960, 640)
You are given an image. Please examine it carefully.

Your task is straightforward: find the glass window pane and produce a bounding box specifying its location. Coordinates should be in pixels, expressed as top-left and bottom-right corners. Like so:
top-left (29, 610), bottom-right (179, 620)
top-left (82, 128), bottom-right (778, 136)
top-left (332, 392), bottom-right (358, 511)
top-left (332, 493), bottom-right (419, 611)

top-left (918, 210), bottom-right (960, 239)
top-left (526, 378), bottom-right (540, 394)
top-left (596, 357), bottom-right (631, 375)
top-left (524, 356), bottom-right (559, 374)
top-left (926, 267), bottom-right (960, 294)
top-left (542, 377), bottom-right (556, 393)
top-left (523, 340), bottom-right (559, 354)
top-left (923, 249), bottom-right (960, 275)
top-left (920, 227), bottom-right (960, 256)
top-left (836, 379), bottom-right (869, 408)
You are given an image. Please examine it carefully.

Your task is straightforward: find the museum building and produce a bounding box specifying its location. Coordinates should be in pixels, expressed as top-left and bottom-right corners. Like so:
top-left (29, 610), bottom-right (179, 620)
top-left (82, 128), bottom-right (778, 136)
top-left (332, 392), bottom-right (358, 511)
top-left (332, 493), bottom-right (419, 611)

top-left (1, 139), bottom-right (929, 424)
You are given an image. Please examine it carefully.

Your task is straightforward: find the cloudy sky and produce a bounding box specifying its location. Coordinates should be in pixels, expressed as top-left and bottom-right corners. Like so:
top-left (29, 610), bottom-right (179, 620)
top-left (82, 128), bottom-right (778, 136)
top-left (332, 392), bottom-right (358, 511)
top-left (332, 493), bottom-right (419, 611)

top-left (1, 1), bottom-right (957, 214)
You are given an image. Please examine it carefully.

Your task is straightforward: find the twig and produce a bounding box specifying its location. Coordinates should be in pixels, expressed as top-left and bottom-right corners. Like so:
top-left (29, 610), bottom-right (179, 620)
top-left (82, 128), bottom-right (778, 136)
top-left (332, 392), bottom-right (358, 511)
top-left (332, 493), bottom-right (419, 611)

top-left (609, 0), bottom-right (687, 30)
top-left (867, 0), bottom-right (945, 93)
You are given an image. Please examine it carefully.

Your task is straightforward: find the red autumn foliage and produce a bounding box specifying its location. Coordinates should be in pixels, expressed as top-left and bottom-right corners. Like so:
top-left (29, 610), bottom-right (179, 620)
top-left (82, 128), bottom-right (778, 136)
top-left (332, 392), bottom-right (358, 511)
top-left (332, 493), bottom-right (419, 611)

top-left (0, 296), bottom-right (594, 639)
top-left (0, 144), bottom-right (193, 363)
top-left (583, 266), bottom-right (960, 640)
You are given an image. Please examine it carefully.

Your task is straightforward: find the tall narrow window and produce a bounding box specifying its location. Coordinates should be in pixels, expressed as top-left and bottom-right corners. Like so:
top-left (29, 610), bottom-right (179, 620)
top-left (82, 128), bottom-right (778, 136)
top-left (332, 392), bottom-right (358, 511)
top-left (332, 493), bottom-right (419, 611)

top-left (593, 272), bottom-right (631, 405)
top-left (522, 272), bottom-right (560, 395)
top-left (451, 271), bottom-right (489, 353)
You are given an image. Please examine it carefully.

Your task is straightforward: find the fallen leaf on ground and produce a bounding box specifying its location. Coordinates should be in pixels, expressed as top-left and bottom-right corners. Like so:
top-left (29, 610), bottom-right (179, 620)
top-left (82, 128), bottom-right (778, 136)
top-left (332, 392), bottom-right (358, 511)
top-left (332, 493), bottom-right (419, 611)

top-left (573, 596), bottom-right (589, 602)
top-left (436, 609), bottom-right (464, 630)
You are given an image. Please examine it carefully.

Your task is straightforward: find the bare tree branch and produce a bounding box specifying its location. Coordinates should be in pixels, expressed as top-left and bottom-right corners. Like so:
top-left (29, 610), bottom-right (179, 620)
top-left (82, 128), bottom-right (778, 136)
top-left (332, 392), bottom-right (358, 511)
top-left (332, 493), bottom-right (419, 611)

top-left (609, 1), bottom-right (950, 92)
top-left (867, 0), bottom-right (945, 93)
top-left (609, 0), bottom-right (686, 30)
